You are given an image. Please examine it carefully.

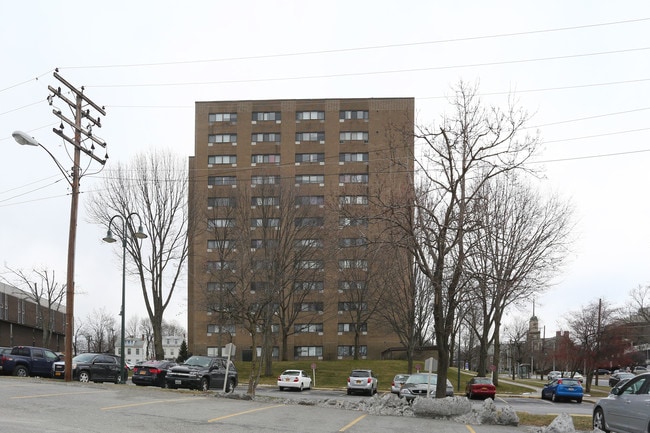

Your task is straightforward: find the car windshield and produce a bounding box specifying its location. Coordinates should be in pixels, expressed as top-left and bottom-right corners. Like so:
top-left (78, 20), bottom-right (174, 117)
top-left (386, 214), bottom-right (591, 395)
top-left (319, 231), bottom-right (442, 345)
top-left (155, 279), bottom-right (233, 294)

top-left (473, 377), bottom-right (492, 384)
top-left (394, 374), bottom-right (409, 381)
top-left (406, 374), bottom-right (437, 385)
top-left (350, 371), bottom-right (370, 377)
top-left (183, 356), bottom-right (211, 368)
top-left (558, 379), bottom-right (580, 386)
top-left (281, 370), bottom-right (300, 376)
top-left (72, 353), bottom-right (96, 363)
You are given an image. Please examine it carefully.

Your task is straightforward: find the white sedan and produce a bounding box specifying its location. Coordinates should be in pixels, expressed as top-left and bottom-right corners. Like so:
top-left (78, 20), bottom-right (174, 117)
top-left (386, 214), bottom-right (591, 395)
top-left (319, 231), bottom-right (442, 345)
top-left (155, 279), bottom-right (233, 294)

top-left (277, 370), bottom-right (312, 391)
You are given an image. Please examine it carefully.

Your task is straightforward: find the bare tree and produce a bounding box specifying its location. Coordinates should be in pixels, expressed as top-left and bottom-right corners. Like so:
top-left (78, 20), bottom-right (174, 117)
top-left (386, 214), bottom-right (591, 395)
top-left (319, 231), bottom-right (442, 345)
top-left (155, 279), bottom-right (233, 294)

top-left (565, 299), bottom-right (621, 392)
top-left (86, 149), bottom-right (189, 360)
top-left (503, 317), bottom-right (531, 380)
top-left (389, 82), bottom-right (538, 397)
top-left (465, 174), bottom-right (573, 384)
top-left (624, 285), bottom-right (650, 323)
top-left (2, 266), bottom-right (66, 348)
top-left (83, 307), bottom-right (117, 353)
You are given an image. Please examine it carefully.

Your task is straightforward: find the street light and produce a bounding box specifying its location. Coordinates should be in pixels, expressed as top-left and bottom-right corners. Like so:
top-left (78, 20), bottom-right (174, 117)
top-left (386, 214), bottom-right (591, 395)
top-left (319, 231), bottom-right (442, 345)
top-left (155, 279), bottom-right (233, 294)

top-left (103, 213), bottom-right (147, 384)
top-left (12, 130), bottom-right (80, 382)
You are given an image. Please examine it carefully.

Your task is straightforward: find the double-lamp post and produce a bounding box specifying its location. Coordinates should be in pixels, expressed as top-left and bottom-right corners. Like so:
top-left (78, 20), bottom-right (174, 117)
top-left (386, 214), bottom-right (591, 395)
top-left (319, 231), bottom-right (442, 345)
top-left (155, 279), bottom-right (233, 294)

top-left (103, 213), bottom-right (147, 383)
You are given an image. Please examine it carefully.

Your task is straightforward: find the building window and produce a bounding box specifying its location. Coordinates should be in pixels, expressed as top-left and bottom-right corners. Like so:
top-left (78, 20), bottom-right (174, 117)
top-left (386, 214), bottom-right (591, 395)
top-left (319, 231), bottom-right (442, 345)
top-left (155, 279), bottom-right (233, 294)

top-left (296, 111), bottom-right (325, 120)
top-left (209, 113), bottom-right (237, 123)
top-left (207, 324), bottom-right (236, 335)
top-left (338, 302), bottom-right (367, 311)
top-left (250, 281), bottom-right (270, 292)
top-left (251, 218), bottom-right (280, 228)
top-left (295, 195), bottom-right (324, 205)
top-left (251, 175), bottom-right (280, 185)
top-left (208, 134), bottom-right (237, 143)
top-left (295, 260), bottom-right (324, 270)
top-left (206, 261), bottom-right (236, 271)
top-left (208, 218), bottom-right (235, 228)
top-left (339, 238), bottom-right (367, 248)
top-left (207, 239), bottom-right (235, 249)
top-left (208, 197), bottom-right (236, 208)
top-left (294, 281), bottom-right (324, 291)
top-left (251, 196), bottom-right (279, 206)
top-left (340, 110), bottom-right (369, 120)
top-left (295, 174), bottom-right (324, 184)
top-left (339, 259), bottom-right (368, 270)
top-left (295, 238), bottom-right (323, 248)
top-left (207, 282), bottom-right (236, 292)
top-left (338, 345), bottom-right (367, 357)
top-left (339, 131), bottom-right (368, 142)
top-left (251, 133), bottom-right (281, 142)
top-left (339, 195), bottom-right (368, 205)
top-left (295, 132), bottom-right (325, 142)
top-left (295, 153), bottom-right (325, 163)
top-left (208, 155), bottom-right (237, 165)
top-left (255, 324), bottom-right (280, 333)
top-left (251, 239), bottom-right (279, 249)
top-left (339, 152), bottom-right (369, 162)
top-left (339, 173), bottom-right (368, 184)
top-left (294, 302), bottom-right (324, 312)
top-left (251, 154), bottom-right (281, 164)
top-left (294, 217), bottom-right (324, 227)
top-left (339, 281), bottom-right (367, 291)
top-left (295, 323), bottom-right (323, 333)
top-left (208, 176), bottom-right (237, 186)
top-left (294, 346), bottom-right (323, 358)
top-left (338, 322), bottom-right (367, 332)
top-left (339, 217), bottom-right (368, 227)
top-left (252, 112), bottom-right (281, 121)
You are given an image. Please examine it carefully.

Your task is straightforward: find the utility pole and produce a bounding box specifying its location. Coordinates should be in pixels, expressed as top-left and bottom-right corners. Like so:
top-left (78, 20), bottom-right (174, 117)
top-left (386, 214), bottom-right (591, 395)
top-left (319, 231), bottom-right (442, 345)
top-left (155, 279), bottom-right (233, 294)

top-left (47, 70), bottom-right (107, 381)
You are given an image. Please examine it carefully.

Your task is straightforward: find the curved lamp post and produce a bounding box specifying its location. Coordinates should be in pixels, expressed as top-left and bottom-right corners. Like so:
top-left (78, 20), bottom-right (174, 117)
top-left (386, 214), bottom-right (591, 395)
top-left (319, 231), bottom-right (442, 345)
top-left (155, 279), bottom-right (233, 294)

top-left (103, 213), bottom-right (147, 384)
top-left (12, 130), bottom-right (80, 382)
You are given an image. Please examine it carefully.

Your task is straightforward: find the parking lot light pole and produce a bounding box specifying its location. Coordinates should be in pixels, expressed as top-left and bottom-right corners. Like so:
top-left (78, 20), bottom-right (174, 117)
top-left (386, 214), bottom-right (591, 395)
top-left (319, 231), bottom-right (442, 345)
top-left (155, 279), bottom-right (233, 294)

top-left (103, 213), bottom-right (147, 384)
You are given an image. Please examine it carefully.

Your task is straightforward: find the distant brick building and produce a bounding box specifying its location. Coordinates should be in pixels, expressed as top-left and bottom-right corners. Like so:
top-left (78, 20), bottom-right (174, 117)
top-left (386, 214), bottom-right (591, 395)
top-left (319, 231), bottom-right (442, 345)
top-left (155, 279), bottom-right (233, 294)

top-left (0, 282), bottom-right (66, 351)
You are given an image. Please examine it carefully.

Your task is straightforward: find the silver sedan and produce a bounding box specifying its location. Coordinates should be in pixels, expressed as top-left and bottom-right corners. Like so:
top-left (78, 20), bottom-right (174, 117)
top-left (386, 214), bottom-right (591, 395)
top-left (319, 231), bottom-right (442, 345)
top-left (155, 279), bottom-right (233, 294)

top-left (593, 372), bottom-right (650, 433)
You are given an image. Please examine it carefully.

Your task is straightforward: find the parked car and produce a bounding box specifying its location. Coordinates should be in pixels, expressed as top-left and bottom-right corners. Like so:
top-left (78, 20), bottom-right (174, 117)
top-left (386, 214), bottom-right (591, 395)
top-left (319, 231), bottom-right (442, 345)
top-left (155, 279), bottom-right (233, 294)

top-left (399, 373), bottom-right (454, 402)
top-left (593, 372), bottom-right (650, 433)
top-left (609, 371), bottom-right (635, 387)
top-left (346, 369), bottom-right (378, 396)
top-left (465, 376), bottom-right (496, 400)
top-left (0, 346), bottom-right (60, 377)
top-left (52, 353), bottom-right (121, 383)
top-left (541, 377), bottom-right (583, 403)
top-left (633, 366), bottom-right (647, 374)
top-left (131, 360), bottom-right (176, 388)
top-left (594, 368), bottom-right (611, 375)
top-left (165, 355), bottom-right (237, 392)
top-left (547, 370), bottom-right (562, 381)
top-left (277, 369), bottom-right (312, 391)
top-left (390, 374), bottom-right (410, 394)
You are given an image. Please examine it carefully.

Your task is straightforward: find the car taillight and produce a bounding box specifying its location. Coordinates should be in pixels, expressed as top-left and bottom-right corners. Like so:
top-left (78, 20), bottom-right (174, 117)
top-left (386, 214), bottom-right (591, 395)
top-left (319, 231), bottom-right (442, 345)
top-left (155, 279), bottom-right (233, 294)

top-left (347, 378), bottom-right (351, 383)
top-left (557, 379), bottom-right (563, 384)
top-left (391, 381), bottom-right (395, 386)
top-left (367, 378), bottom-right (372, 384)
top-left (277, 376), bottom-right (282, 381)
top-left (149, 368), bottom-right (161, 374)
top-left (293, 377), bottom-right (299, 382)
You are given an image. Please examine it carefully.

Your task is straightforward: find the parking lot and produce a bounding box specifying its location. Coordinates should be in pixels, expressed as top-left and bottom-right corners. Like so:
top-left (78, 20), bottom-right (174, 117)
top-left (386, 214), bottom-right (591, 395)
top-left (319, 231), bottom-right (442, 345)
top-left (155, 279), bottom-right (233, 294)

top-left (0, 376), bottom-right (554, 433)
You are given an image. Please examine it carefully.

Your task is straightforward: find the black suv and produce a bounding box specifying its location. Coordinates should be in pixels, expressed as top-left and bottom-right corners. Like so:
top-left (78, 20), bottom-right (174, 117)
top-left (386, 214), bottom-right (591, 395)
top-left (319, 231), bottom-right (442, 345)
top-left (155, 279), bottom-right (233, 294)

top-left (52, 353), bottom-right (121, 383)
top-left (166, 355), bottom-right (237, 392)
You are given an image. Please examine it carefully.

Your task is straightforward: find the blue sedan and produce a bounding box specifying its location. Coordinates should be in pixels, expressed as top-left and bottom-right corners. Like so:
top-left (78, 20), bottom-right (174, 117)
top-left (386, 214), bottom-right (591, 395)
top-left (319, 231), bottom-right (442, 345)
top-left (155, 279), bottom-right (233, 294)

top-left (541, 378), bottom-right (583, 403)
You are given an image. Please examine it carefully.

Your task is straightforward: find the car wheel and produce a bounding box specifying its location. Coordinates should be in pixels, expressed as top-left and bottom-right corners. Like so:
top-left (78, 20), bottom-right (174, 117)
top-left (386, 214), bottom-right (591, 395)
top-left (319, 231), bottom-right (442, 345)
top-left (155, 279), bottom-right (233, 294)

top-left (13, 366), bottom-right (28, 377)
top-left (347, 389), bottom-right (352, 395)
top-left (576, 397), bottom-right (582, 403)
top-left (79, 371), bottom-right (90, 383)
top-left (593, 407), bottom-right (610, 433)
top-left (168, 383), bottom-right (177, 389)
top-left (278, 386), bottom-right (283, 391)
top-left (225, 378), bottom-right (235, 393)
top-left (468, 390), bottom-right (474, 400)
top-left (200, 377), bottom-right (209, 391)
top-left (551, 392), bottom-right (559, 402)
top-left (299, 382), bottom-right (304, 391)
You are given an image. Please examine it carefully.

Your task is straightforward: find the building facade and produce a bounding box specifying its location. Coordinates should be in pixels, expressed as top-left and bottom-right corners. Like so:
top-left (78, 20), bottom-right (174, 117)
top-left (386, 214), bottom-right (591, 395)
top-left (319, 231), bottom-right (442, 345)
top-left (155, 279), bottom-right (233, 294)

top-left (188, 98), bottom-right (414, 361)
top-left (0, 282), bottom-right (66, 351)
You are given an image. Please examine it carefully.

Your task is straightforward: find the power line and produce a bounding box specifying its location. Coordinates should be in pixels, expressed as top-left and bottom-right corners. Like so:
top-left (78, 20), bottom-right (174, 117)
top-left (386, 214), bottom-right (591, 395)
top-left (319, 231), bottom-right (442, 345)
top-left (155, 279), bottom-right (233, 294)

top-left (59, 17), bottom-right (650, 70)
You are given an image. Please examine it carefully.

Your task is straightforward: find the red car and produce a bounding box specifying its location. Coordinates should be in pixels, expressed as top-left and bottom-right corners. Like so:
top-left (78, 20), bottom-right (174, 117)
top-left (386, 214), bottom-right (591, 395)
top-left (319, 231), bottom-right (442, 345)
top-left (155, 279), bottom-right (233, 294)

top-left (465, 376), bottom-right (496, 400)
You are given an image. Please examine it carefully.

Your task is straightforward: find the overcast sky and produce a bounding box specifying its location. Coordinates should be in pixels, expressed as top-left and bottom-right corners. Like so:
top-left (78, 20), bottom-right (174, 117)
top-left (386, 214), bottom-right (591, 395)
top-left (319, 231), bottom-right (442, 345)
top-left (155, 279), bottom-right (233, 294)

top-left (1, 1), bottom-right (649, 339)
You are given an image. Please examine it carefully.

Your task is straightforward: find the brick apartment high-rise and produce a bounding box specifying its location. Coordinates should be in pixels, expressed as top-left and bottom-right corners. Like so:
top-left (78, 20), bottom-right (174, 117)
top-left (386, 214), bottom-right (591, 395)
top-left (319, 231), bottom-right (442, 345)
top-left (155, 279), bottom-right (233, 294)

top-left (188, 98), bottom-right (414, 362)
